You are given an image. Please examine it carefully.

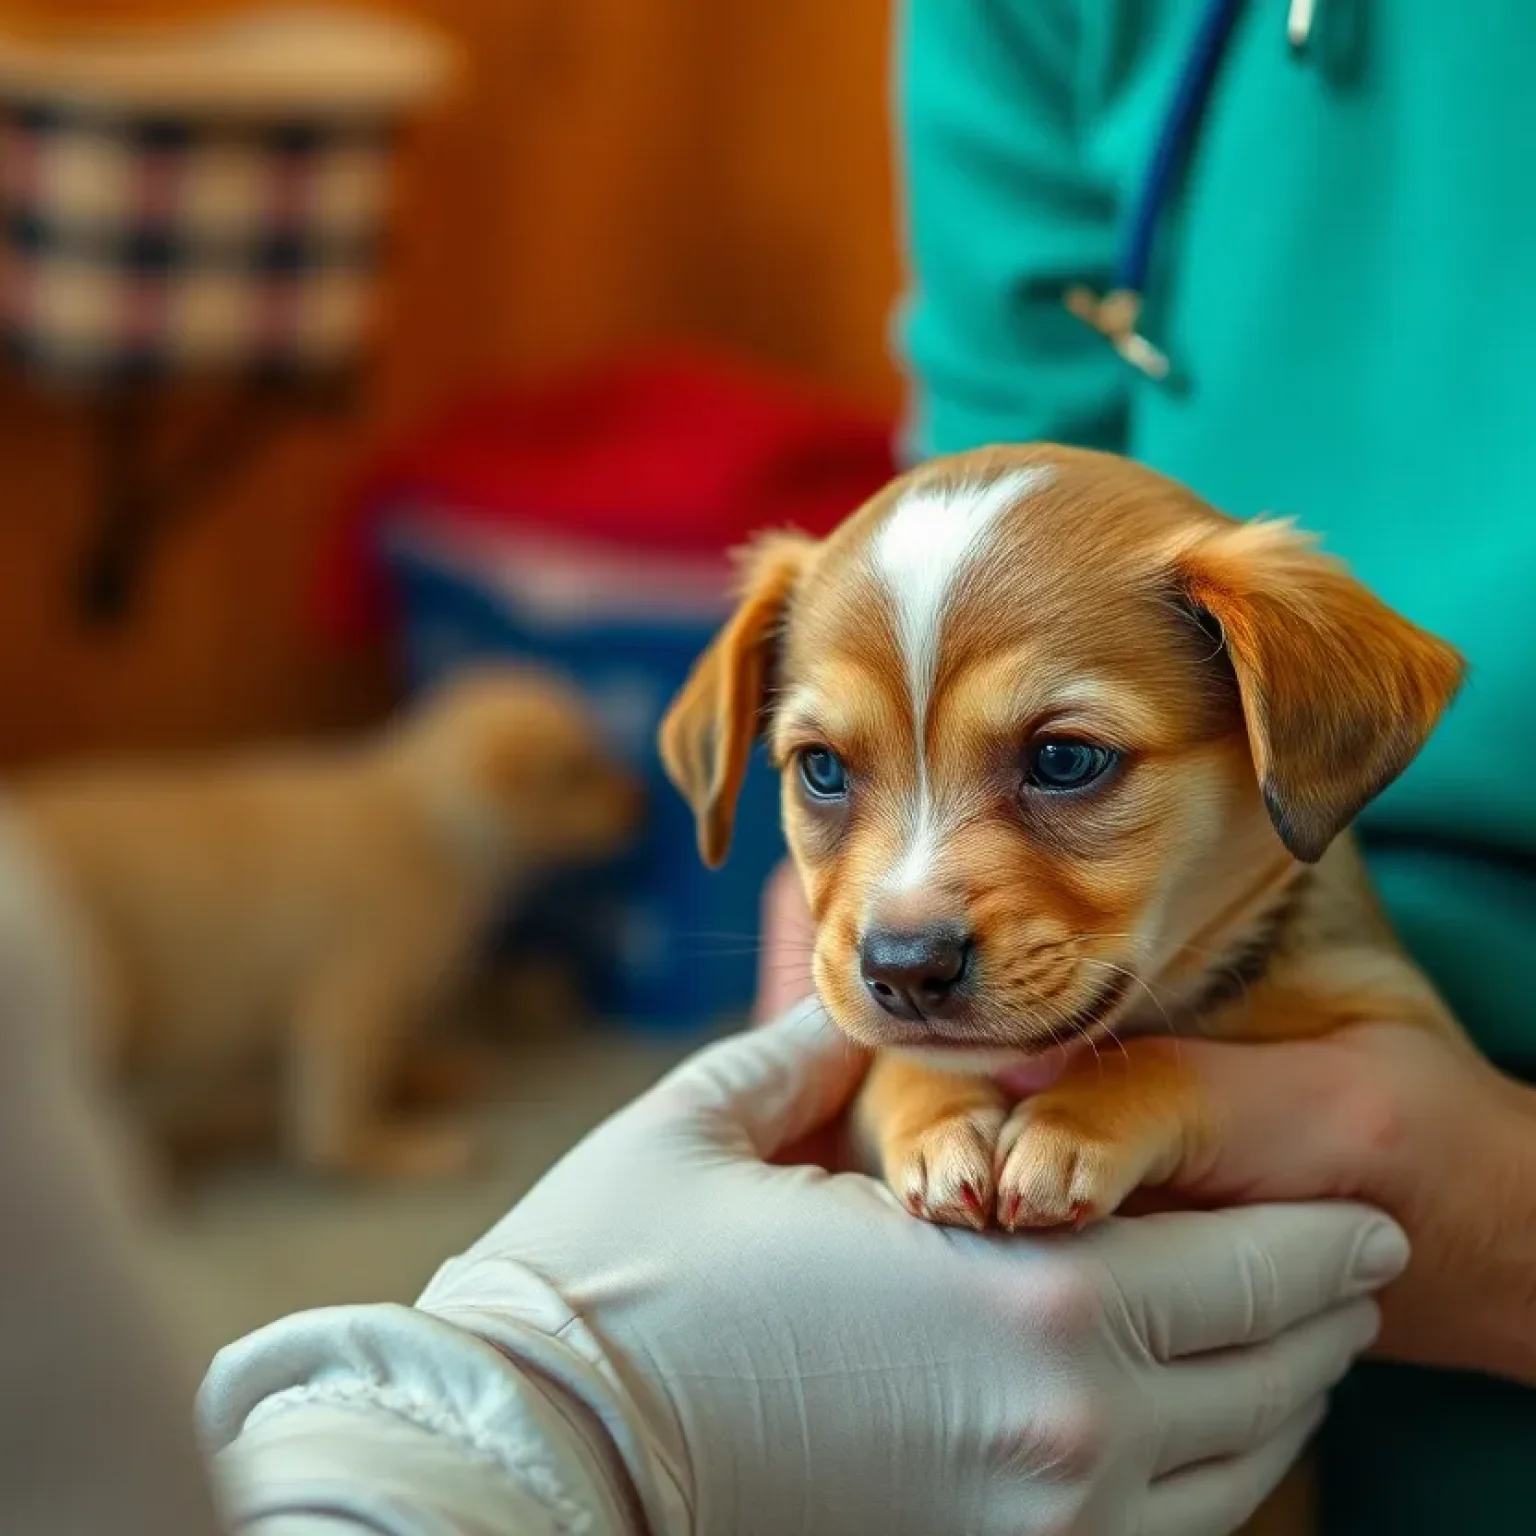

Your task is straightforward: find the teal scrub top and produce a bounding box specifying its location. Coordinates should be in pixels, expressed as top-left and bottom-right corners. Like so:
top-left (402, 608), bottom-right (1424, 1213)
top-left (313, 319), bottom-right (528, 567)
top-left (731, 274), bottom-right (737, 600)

top-left (895, 3), bottom-right (1536, 1531)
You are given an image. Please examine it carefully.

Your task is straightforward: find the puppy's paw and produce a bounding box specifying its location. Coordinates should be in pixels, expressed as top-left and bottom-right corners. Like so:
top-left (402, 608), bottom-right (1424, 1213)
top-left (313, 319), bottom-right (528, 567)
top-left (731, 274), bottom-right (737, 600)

top-left (994, 1098), bottom-right (1145, 1232)
top-left (886, 1106), bottom-right (1007, 1231)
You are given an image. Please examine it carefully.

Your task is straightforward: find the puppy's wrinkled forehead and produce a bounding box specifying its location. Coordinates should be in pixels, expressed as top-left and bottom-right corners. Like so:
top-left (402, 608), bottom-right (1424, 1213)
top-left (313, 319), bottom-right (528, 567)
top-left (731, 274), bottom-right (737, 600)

top-left (868, 464), bottom-right (1052, 723)
top-left (780, 451), bottom-right (1195, 730)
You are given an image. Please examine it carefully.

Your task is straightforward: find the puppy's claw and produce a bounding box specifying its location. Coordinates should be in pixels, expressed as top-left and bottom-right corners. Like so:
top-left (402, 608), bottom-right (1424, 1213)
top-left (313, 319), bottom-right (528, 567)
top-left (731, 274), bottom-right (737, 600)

top-left (995, 1100), bottom-right (1138, 1231)
top-left (889, 1107), bottom-right (1006, 1231)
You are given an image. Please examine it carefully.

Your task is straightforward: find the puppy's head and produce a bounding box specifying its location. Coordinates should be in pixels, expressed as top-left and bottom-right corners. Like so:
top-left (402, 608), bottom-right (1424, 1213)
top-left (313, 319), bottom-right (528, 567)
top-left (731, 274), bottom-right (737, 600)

top-left (405, 665), bottom-right (642, 869)
top-left (662, 446), bottom-right (1463, 1065)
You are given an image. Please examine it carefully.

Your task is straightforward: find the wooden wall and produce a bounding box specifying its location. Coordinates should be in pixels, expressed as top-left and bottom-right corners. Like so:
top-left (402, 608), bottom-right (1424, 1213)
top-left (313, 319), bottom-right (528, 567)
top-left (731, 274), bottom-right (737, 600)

top-left (0, 0), bottom-right (900, 764)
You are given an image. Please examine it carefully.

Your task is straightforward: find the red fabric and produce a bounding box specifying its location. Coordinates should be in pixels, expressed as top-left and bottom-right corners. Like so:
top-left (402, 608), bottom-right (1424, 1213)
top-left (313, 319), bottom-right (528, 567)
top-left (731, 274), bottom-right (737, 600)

top-left (313, 350), bottom-right (898, 640)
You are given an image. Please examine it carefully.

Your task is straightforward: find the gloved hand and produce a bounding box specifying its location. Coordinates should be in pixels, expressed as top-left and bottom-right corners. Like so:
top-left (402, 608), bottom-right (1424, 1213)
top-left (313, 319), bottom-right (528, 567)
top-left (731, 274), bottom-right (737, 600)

top-left (417, 1006), bottom-right (1406, 1536)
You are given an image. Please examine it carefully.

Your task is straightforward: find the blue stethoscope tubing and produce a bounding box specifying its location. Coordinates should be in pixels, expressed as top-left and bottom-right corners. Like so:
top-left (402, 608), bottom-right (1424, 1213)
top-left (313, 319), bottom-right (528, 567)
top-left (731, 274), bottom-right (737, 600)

top-left (1114, 0), bottom-right (1244, 299)
top-left (1085, 0), bottom-right (1316, 374)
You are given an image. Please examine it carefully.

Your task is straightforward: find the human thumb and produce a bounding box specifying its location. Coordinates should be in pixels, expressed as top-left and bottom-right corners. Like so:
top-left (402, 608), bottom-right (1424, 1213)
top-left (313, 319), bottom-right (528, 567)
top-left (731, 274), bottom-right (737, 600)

top-left (648, 1000), bottom-right (869, 1159)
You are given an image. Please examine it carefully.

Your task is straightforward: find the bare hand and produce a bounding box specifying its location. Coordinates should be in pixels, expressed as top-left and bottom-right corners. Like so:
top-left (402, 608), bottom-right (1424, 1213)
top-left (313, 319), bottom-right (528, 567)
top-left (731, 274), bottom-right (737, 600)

top-left (1165, 1023), bottom-right (1536, 1382)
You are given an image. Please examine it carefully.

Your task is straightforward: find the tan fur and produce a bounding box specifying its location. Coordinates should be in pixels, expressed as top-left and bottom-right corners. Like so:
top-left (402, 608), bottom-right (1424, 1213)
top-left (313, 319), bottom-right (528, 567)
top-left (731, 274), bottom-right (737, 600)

top-left (662, 444), bottom-right (1469, 1536)
top-left (18, 665), bottom-right (640, 1180)
top-left (660, 531), bottom-right (814, 867)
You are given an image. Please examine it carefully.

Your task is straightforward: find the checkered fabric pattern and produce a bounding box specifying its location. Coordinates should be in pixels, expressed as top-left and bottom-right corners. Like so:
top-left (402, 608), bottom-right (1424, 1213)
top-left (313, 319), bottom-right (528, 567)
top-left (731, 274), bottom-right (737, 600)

top-left (0, 103), bottom-right (395, 385)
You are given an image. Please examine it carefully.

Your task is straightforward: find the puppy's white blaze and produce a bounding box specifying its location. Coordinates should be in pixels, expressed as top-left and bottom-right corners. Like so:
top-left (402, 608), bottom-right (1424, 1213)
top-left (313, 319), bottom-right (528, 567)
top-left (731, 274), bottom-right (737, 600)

top-left (873, 465), bottom-right (1053, 729)
top-left (873, 466), bottom-right (1052, 894)
top-left (885, 794), bottom-right (940, 893)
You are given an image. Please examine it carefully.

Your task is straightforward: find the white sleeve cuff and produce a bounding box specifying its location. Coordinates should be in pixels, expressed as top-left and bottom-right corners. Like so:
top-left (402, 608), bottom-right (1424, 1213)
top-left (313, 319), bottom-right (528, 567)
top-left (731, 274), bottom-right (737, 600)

top-left (218, 1403), bottom-right (573, 1536)
top-left (199, 1304), bottom-right (644, 1536)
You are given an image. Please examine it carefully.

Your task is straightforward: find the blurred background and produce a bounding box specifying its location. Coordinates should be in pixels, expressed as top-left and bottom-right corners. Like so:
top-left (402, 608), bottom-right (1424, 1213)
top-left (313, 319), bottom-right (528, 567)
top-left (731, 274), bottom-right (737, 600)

top-left (0, 0), bottom-right (902, 1372)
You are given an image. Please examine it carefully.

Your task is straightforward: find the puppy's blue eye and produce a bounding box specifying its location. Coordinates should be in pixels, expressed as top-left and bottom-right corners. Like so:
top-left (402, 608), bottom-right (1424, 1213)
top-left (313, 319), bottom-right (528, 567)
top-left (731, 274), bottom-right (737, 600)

top-left (1025, 739), bottom-right (1119, 792)
top-left (798, 747), bottom-right (849, 799)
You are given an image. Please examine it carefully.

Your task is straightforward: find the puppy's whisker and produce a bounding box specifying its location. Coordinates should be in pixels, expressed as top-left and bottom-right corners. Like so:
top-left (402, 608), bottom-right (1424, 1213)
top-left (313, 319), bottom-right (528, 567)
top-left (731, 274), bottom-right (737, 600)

top-left (1079, 956), bottom-right (1174, 1040)
top-left (674, 933), bottom-right (818, 955)
top-left (1009, 990), bottom-right (1110, 1078)
top-left (1071, 930), bottom-right (1272, 1026)
top-left (680, 946), bottom-right (814, 963)
top-left (1091, 960), bottom-right (1188, 1067)
top-left (777, 993), bottom-right (835, 1032)
top-left (1089, 931), bottom-right (1200, 959)
top-left (756, 966), bottom-right (818, 983)
top-left (675, 929), bottom-right (813, 944)
top-left (1061, 998), bottom-right (1118, 1073)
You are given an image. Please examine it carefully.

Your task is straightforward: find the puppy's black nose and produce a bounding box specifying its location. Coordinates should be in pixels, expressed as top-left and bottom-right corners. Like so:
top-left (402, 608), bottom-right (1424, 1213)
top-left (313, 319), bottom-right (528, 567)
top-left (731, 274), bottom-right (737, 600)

top-left (860, 926), bottom-right (973, 1021)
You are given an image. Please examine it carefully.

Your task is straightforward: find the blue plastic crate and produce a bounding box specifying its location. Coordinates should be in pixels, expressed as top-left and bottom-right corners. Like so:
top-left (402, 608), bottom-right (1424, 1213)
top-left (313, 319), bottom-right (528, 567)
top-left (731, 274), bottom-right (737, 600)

top-left (381, 522), bottom-right (785, 1034)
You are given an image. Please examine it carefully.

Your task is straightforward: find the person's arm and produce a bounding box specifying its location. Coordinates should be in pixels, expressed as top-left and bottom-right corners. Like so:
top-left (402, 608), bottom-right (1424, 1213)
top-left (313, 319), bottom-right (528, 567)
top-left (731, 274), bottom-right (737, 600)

top-left (0, 817), bottom-right (224, 1536)
top-left (1167, 1022), bottom-right (1536, 1383)
top-left (0, 808), bottom-right (642, 1536)
top-left (202, 1306), bottom-right (644, 1536)
top-left (209, 1010), bottom-right (1403, 1536)
top-left (896, 0), bottom-right (1127, 459)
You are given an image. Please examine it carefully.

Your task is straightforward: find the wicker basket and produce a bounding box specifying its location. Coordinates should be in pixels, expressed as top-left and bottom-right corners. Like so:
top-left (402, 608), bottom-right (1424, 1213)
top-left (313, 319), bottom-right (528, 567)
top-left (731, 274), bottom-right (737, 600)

top-left (0, 7), bottom-right (453, 386)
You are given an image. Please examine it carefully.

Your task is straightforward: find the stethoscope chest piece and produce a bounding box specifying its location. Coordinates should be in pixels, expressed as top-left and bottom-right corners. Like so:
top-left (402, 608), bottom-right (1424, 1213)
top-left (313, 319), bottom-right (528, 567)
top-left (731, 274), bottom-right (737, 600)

top-left (1288, 0), bottom-right (1317, 54)
top-left (1064, 286), bottom-right (1172, 381)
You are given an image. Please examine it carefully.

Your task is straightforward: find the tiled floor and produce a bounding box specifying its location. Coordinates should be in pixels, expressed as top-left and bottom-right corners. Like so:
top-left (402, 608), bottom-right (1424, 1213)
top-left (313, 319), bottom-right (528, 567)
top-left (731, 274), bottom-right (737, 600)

top-left (143, 1024), bottom-right (698, 1375)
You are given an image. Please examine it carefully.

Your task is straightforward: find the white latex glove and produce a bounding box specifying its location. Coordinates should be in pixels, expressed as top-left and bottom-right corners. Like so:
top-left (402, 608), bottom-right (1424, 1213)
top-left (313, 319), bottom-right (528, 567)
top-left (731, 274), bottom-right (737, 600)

top-left (414, 1006), bottom-right (1407, 1536)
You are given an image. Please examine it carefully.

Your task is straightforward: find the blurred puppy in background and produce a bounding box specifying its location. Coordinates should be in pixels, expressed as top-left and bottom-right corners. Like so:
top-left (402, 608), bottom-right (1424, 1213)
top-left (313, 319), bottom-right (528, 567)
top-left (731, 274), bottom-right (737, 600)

top-left (16, 666), bottom-right (640, 1182)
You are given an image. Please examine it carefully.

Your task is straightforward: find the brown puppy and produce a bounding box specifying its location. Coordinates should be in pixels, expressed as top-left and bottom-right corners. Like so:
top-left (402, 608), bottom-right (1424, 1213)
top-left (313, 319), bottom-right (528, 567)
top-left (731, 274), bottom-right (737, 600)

top-left (661, 445), bottom-right (1468, 1531)
top-left (17, 665), bottom-right (640, 1181)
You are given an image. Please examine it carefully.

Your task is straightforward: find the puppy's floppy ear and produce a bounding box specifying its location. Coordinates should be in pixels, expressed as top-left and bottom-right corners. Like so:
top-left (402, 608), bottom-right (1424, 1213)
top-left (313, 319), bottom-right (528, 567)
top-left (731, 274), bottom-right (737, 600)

top-left (1175, 519), bottom-right (1465, 863)
top-left (659, 531), bottom-right (812, 867)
